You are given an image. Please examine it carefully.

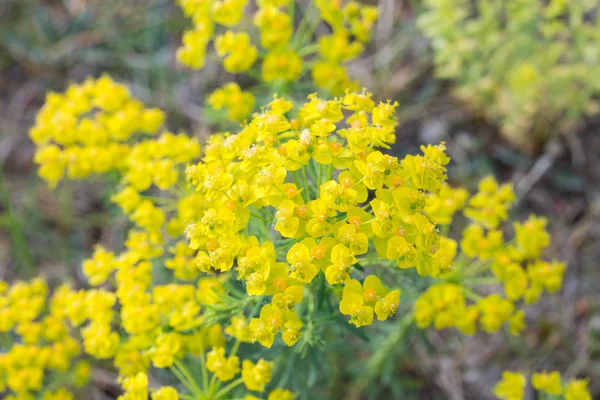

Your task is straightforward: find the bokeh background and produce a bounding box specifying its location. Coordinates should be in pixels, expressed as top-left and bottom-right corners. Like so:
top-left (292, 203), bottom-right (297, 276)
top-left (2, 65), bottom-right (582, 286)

top-left (1, 0), bottom-right (599, 398)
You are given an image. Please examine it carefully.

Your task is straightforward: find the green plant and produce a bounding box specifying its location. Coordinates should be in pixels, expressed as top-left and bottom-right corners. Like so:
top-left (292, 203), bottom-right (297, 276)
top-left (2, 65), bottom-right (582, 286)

top-left (419, 0), bottom-right (600, 149)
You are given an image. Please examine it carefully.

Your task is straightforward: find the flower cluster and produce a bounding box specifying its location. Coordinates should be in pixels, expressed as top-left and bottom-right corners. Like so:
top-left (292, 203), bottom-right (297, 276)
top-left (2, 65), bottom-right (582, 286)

top-left (7, 80), bottom-right (573, 398)
top-left (208, 82), bottom-right (256, 122)
top-left (419, 0), bottom-right (600, 147)
top-left (0, 279), bottom-right (90, 399)
top-left (0, 274), bottom-right (294, 399)
top-left (29, 76), bottom-right (202, 189)
top-left (177, 0), bottom-right (379, 122)
top-left (414, 175), bottom-right (563, 336)
top-left (494, 370), bottom-right (592, 400)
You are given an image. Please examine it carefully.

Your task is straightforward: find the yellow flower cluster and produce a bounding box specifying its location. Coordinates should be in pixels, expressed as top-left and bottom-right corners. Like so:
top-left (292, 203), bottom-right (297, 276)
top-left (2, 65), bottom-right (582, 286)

top-left (29, 76), bottom-right (202, 191)
top-left (8, 79), bottom-right (577, 398)
top-left (0, 279), bottom-right (90, 399)
top-left (414, 284), bottom-right (524, 335)
top-left (340, 276), bottom-right (400, 328)
top-left (0, 273), bottom-right (293, 399)
top-left (17, 77), bottom-right (297, 399)
top-left (177, 0), bottom-right (378, 97)
top-left (415, 175), bottom-right (564, 336)
top-left (494, 370), bottom-right (592, 400)
top-left (208, 82), bottom-right (256, 122)
top-left (181, 91), bottom-right (457, 339)
top-left (118, 373), bottom-right (178, 400)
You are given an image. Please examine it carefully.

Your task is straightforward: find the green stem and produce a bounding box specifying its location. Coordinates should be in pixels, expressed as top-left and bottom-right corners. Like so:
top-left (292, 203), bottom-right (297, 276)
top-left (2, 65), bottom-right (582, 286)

top-left (291, 170), bottom-right (303, 195)
top-left (209, 374), bottom-right (218, 397)
top-left (464, 288), bottom-right (484, 302)
top-left (215, 377), bottom-right (244, 399)
top-left (0, 167), bottom-right (34, 277)
top-left (275, 239), bottom-right (300, 252)
top-left (198, 350), bottom-right (210, 392)
top-left (288, 0), bottom-right (296, 32)
top-left (439, 223), bottom-right (450, 237)
top-left (308, 159), bottom-right (319, 187)
top-left (349, 312), bottom-right (414, 399)
top-left (250, 211), bottom-right (270, 223)
top-left (174, 359), bottom-right (204, 396)
top-left (301, 165), bottom-right (311, 201)
top-left (230, 338), bottom-right (241, 357)
top-left (297, 43), bottom-right (320, 57)
top-left (295, 3), bottom-right (322, 49)
top-left (463, 277), bottom-right (500, 285)
top-left (462, 258), bottom-right (492, 277)
top-left (169, 364), bottom-right (200, 397)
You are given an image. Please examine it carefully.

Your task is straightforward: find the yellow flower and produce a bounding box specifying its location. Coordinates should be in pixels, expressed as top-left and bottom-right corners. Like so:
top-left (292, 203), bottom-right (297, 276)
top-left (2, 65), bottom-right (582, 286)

top-left (268, 389), bottom-right (295, 400)
top-left (400, 144), bottom-right (448, 192)
top-left (114, 342), bottom-right (147, 375)
top-left (206, 347), bottom-right (241, 381)
top-left (208, 83), bottom-right (255, 122)
top-left (111, 186), bottom-right (141, 214)
top-left (262, 50), bottom-right (303, 82)
top-left (215, 31), bottom-right (258, 73)
top-left (354, 151), bottom-right (397, 190)
top-left (372, 101), bottom-right (399, 128)
top-left (151, 386), bottom-right (179, 400)
top-left (363, 275), bottom-right (401, 321)
top-left (513, 216), bottom-right (550, 260)
top-left (242, 359), bottom-right (273, 392)
top-left (275, 200), bottom-right (301, 238)
top-left (237, 242), bottom-right (275, 296)
top-left (149, 332), bottom-right (182, 368)
top-left (319, 31), bottom-right (363, 63)
top-left (311, 61), bottom-right (358, 95)
top-left (414, 284), bottom-right (466, 330)
top-left (119, 372), bottom-right (148, 400)
top-left (532, 371), bottom-right (562, 395)
top-left (325, 244), bottom-right (356, 285)
top-left (424, 183), bottom-right (468, 225)
top-left (335, 223), bottom-right (368, 255)
top-left (272, 284), bottom-right (304, 310)
top-left (493, 371), bottom-right (525, 400)
top-left (225, 315), bottom-right (254, 343)
top-left (461, 225), bottom-right (503, 260)
top-left (211, 0), bottom-right (247, 26)
top-left (81, 322), bottom-right (120, 359)
top-left (346, 276), bottom-right (399, 323)
top-left (386, 236), bottom-right (417, 269)
top-left (73, 360), bottom-right (91, 387)
top-left (286, 245), bottom-right (319, 283)
top-left (563, 379), bottom-right (592, 400)
top-left (34, 145), bottom-right (66, 188)
top-left (465, 176), bottom-right (515, 229)
top-left (82, 246), bottom-right (115, 286)
top-left (339, 279), bottom-right (374, 327)
top-left (527, 261), bottom-right (565, 294)
top-left (254, 6), bottom-right (293, 49)
top-left (477, 295), bottom-right (514, 333)
top-left (306, 199), bottom-right (336, 238)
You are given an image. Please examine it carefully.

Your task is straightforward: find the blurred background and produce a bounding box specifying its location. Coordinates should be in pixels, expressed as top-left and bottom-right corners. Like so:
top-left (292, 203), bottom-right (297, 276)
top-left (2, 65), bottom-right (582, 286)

top-left (1, 0), bottom-right (599, 398)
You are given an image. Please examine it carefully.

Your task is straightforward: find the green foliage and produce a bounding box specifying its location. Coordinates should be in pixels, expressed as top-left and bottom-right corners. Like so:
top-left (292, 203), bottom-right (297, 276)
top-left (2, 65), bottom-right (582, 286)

top-left (419, 0), bottom-right (600, 148)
